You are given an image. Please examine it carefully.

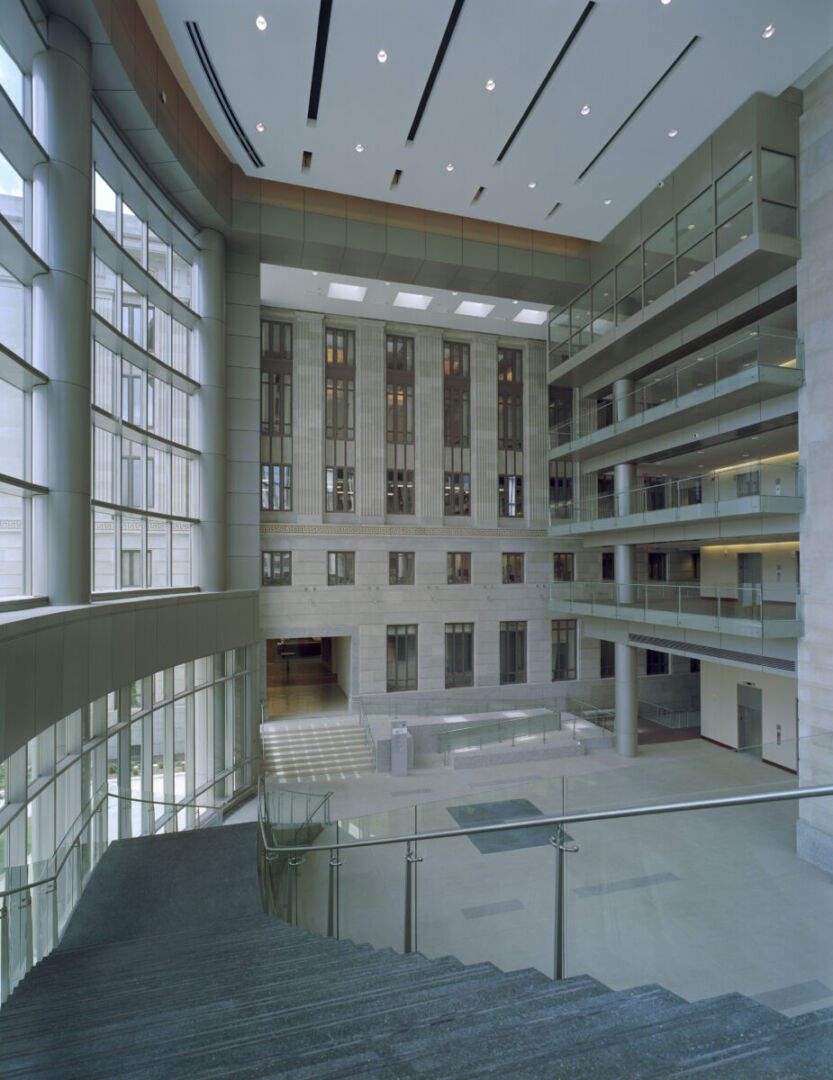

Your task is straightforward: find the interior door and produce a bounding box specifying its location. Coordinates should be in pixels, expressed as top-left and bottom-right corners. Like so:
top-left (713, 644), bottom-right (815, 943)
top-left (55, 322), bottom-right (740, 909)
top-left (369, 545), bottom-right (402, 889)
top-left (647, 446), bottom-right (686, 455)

top-left (737, 684), bottom-right (763, 754)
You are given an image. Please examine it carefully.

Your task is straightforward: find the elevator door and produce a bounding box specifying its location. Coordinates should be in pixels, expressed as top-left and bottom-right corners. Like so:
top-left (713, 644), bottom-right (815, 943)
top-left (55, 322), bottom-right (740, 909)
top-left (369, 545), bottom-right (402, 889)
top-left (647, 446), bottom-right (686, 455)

top-left (737, 684), bottom-right (763, 754)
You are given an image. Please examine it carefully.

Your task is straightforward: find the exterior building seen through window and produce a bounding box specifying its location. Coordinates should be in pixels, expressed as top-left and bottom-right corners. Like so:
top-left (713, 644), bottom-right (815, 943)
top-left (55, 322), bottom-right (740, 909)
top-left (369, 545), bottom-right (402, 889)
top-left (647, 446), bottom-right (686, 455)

top-left (502, 553), bottom-right (524, 583)
top-left (447, 552), bottom-right (471, 584)
top-left (327, 551), bottom-right (355, 585)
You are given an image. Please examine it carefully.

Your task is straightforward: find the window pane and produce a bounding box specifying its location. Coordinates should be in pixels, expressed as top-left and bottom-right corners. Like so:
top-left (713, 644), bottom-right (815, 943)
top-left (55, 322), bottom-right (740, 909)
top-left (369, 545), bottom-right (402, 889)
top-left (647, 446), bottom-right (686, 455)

top-left (677, 233), bottom-right (713, 280)
top-left (643, 219), bottom-right (674, 277)
top-left (677, 188), bottom-right (713, 254)
top-left (94, 171), bottom-right (117, 237)
top-left (148, 232), bottom-right (169, 290)
top-left (94, 258), bottom-right (117, 324)
top-left (761, 150), bottom-right (796, 206)
top-left (122, 202), bottom-right (143, 264)
top-left (717, 204), bottom-right (754, 256)
top-left (0, 261), bottom-right (24, 356)
top-left (172, 251), bottom-right (192, 308)
top-left (615, 249), bottom-right (641, 299)
top-left (716, 154), bottom-right (754, 225)
top-left (0, 41), bottom-right (24, 115)
top-left (0, 377), bottom-right (24, 479)
top-left (761, 201), bottom-right (797, 238)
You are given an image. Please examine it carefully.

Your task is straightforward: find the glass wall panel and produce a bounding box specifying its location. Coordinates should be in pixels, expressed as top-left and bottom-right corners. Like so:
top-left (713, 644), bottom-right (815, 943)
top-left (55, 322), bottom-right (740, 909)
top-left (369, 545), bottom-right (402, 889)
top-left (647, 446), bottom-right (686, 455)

top-left (717, 205), bottom-right (754, 256)
top-left (643, 219), bottom-right (674, 276)
top-left (761, 149), bottom-right (796, 206)
top-left (615, 249), bottom-right (641, 299)
top-left (122, 202), bottom-right (143, 264)
top-left (94, 172), bottom-right (117, 236)
top-left (716, 154), bottom-right (754, 225)
top-left (677, 188), bottom-right (713, 254)
top-left (0, 151), bottom-right (25, 237)
top-left (0, 262), bottom-right (25, 356)
top-left (0, 40), bottom-right (24, 115)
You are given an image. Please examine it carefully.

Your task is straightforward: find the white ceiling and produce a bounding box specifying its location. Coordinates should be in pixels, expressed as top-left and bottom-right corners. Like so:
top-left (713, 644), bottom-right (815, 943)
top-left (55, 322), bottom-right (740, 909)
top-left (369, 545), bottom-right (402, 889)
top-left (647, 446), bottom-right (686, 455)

top-left (260, 265), bottom-right (551, 338)
top-left (155, 0), bottom-right (833, 241)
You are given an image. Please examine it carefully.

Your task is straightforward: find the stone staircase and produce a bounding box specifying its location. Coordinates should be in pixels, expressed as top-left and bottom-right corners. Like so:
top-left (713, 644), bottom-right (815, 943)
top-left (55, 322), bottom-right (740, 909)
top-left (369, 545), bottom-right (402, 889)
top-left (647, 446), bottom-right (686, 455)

top-left (260, 716), bottom-right (374, 780)
top-left (3, 823), bottom-right (833, 1078)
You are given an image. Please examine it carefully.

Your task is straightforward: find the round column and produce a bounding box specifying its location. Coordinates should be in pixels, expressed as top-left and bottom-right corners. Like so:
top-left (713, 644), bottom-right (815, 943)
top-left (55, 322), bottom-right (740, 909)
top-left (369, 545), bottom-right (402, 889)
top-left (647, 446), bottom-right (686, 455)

top-left (32, 17), bottom-right (92, 605)
top-left (194, 228), bottom-right (226, 592)
top-left (614, 642), bottom-right (639, 757)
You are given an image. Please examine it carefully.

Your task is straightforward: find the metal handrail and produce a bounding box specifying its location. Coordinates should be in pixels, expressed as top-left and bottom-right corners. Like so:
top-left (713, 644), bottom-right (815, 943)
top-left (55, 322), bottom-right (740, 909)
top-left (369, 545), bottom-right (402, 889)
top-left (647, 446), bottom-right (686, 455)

top-left (259, 783), bottom-right (833, 858)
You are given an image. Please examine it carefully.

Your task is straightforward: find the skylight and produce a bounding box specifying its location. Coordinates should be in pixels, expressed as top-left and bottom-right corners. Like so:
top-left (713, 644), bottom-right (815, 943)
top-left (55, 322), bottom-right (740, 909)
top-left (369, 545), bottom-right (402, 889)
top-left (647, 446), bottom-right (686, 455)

top-left (394, 292), bottom-right (432, 310)
top-left (455, 301), bottom-right (494, 318)
top-left (328, 283), bottom-right (367, 302)
top-left (513, 308), bottom-right (548, 325)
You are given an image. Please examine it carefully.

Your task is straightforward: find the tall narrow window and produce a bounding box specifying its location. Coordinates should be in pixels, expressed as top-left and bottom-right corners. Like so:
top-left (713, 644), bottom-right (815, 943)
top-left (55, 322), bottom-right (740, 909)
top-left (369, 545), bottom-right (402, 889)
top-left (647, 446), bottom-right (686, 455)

top-left (389, 551), bottom-right (415, 585)
top-left (260, 320), bottom-right (293, 511)
top-left (447, 552), bottom-right (471, 584)
top-left (553, 553), bottom-right (574, 581)
top-left (325, 328), bottom-right (355, 512)
top-left (444, 342), bottom-right (470, 515)
top-left (600, 640), bottom-right (615, 679)
top-left (552, 620), bottom-right (577, 681)
top-left (386, 335), bottom-right (415, 514)
top-left (387, 625), bottom-right (417, 691)
top-left (499, 621), bottom-right (526, 684)
top-left (498, 348), bottom-right (523, 517)
top-left (502, 553), bottom-right (524, 583)
top-left (445, 623), bottom-right (473, 688)
top-left (262, 551), bottom-right (291, 585)
top-left (327, 551), bottom-right (355, 585)
top-left (549, 460), bottom-right (573, 520)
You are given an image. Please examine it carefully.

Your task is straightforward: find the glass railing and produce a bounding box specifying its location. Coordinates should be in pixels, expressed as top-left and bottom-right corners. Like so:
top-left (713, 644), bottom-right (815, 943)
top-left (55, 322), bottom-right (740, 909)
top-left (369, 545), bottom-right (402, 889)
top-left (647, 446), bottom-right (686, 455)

top-left (551, 462), bottom-right (801, 527)
top-left (550, 328), bottom-right (800, 449)
top-left (549, 580), bottom-right (801, 636)
top-left (259, 732), bottom-right (833, 1012)
top-left (437, 710), bottom-right (575, 761)
top-left (0, 766), bottom-right (255, 1006)
top-left (564, 696), bottom-right (700, 732)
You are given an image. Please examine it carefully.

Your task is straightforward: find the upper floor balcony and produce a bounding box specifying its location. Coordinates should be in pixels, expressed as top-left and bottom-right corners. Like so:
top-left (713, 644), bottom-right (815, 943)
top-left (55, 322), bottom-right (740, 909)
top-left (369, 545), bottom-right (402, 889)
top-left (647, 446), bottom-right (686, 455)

top-left (549, 329), bottom-right (801, 460)
top-left (550, 461), bottom-right (802, 537)
top-left (549, 580), bottom-right (801, 640)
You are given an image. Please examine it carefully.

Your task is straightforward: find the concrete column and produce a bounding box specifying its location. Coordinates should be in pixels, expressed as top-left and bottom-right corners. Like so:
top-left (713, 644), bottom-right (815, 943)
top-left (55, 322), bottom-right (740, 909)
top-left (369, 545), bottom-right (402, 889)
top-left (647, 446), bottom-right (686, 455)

top-left (357, 320), bottom-right (385, 521)
top-left (471, 335), bottom-right (497, 527)
top-left (294, 311), bottom-right (325, 521)
top-left (614, 462), bottom-right (634, 520)
top-left (526, 341), bottom-right (548, 528)
top-left (613, 377), bottom-right (634, 423)
top-left (614, 642), bottom-right (639, 757)
top-left (195, 228), bottom-right (226, 591)
top-left (415, 327), bottom-right (443, 524)
top-left (224, 246), bottom-right (260, 589)
top-left (32, 17), bottom-right (91, 604)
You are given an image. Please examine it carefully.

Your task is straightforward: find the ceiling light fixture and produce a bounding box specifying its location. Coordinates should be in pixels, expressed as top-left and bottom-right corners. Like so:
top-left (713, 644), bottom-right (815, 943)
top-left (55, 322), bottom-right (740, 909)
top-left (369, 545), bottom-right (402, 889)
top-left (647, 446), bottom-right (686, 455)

top-left (485, 79), bottom-right (496, 91)
top-left (455, 300), bottom-right (494, 318)
top-left (377, 49), bottom-right (388, 63)
top-left (513, 308), bottom-right (548, 325)
top-left (446, 163), bottom-right (454, 172)
top-left (394, 291), bottom-right (432, 310)
top-left (580, 104), bottom-right (591, 116)
top-left (328, 282), bottom-right (367, 302)
top-left (255, 14), bottom-right (267, 30)
top-left (762, 23), bottom-right (775, 38)
top-left (528, 181), bottom-right (537, 189)
top-left (660, 0), bottom-right (672, 5)
top-left (355, 143), bottom-right (364, 152)
top-left (668, 128), bottom-right (679, 137)
top-left (603, 198), bottom-right (612, 205)
top-left (255, 122), bottom-right (265, 133)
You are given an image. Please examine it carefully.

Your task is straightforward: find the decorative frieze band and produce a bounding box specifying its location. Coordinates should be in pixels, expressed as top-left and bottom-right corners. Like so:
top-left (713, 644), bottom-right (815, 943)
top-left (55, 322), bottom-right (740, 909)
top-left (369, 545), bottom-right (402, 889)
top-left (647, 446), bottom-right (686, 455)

top-left (261, 523), bottom-right (548, 538)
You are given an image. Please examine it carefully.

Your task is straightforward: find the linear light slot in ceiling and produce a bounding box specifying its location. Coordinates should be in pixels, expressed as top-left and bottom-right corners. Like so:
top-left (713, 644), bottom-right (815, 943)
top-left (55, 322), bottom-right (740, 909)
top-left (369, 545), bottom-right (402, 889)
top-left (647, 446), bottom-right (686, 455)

top-left (406, 0), bottom-right (466, 143)
top-left (496, 1), bottom-right (596, 163)
top-left (308, 0), bottom-right (334, 121)
top-left (185, 21), bottom-right (264, 168)
top-left (577, 34), bottom-right (700, 181)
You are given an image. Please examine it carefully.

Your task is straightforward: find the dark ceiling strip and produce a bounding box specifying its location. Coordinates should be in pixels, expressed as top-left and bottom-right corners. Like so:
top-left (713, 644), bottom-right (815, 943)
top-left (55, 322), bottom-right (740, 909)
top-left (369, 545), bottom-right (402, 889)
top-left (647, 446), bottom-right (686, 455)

top-left (406, 0), bottom-right (466, 143)
top-left (308, 0), bottom-right (334, 121)
top-left (496, 1), bottom-right (596, 164)
top-left (185, 21), bottom-right (264, 169)
top-left (577, 34), bottom-right (699, 181)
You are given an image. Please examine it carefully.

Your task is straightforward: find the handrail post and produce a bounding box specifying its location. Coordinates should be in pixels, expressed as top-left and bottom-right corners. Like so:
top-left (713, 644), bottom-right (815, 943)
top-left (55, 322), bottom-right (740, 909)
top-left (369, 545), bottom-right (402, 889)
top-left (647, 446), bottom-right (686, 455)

top-left (551, 825), bottom-right (579, 981)
top-left (287, 854), bottom-right (304, 926)
top-left (327, 848), bottom-right (342, 939)
top-left (404, 840), bottom-right (422, 954)
top-left (0, 902), bottom-right (8, 1005)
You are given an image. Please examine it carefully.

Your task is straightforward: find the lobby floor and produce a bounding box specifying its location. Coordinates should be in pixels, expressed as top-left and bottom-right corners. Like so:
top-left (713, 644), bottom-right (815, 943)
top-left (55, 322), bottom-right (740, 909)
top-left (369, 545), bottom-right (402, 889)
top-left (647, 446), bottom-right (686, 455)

top-left (232, 736), bottom-right (833, 1018)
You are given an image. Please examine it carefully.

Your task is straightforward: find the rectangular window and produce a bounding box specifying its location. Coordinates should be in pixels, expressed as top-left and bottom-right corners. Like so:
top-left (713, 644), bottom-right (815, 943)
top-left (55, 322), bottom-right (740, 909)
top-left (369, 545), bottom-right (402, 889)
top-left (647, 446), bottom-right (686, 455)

top-left (389, 551), bottom-right (415, 585)
top-left (447, 552), bottom-right (471, 585)
top-left (498, 348), bottom-right (523, 517)
top-left (261, 320), bottom-right (293, 511)
top-left (327, 551), bottom-right (355, 585)
top-left (325, 328), bottom-right (356, 512)
top-left (646, 649), bottom-right (669, 676)
top-left (736, 470), bottom-right (760, 497)
top-left (387, 624), bottom-right (417, 692)
top-left (602, 552), bottom-right (614, 581)
top-left (498, 474), bottom-right (523, 518)
top-left (553, 553), bottom-right (574, 581)
top-left (386, 334), bottom-right (415, 515)
top-left (499, 621), bottom-right (526, 685)
top-left (502, 552), bottom-right (524, 584)
top-left (647, 552), bottom-right (667, 581)
top-left (262, 551), bottom-right (291, 586)
top-left (600, 640), bottom-right (615, 679)
top-left (552, 620), bottom-right (577, 681)
top-left (386, 468), bottom-right (415, 514)
top-left (444, 341), bottom-right (470, 516)
top-left (445, 623), bottom-right (473, 688)
top-left (549, 460), bottom-right (573, 520)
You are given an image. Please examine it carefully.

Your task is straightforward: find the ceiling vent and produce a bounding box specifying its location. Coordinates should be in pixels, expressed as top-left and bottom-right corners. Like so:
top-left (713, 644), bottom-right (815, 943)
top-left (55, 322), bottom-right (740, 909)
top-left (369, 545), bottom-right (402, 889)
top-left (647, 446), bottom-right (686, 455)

top-left (185, 21), bottom-right (264, 169)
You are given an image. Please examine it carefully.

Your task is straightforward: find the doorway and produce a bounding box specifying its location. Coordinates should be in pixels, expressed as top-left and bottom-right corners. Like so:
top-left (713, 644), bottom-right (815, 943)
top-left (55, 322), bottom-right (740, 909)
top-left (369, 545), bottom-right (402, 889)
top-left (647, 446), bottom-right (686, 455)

top-left (266, 637), bottom-right (349, 719)
top-left (737, 683), bottom-right (763, 753)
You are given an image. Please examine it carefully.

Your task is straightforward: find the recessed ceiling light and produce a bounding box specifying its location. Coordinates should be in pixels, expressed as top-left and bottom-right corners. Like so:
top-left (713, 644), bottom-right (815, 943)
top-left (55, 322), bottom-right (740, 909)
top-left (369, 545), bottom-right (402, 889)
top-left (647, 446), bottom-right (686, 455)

top-left (667, 128), bottom-right (679, 137)
top-left (377, 49), bottom-right (388, 63)
top-left (603, 198), bottom-right (612, 205)
top-left (328, 282), bottom-right (367, 302)
top-left (394, 291), bottom-right (432, 310)
top-left (455, 300), bottom-right (494, 318)
top-left (446, 163), bottom-right (454, 172)
top-left (255, 122), bottom-right (265, 133)
top-left (355, 143), bottom-right (364, 153)
top-left (311, 271), bottom-right (319, 276)
top-left (485, 79), bottom-right (496, 91)
top-left (740, 233), bottom-right (748, 240)
top-left (255, 14), bottom-right (267, 30)
top-left (762, 23), bottom-right (775, 38)
top-left (660, 0), bottom-right (671, 5)
top-left (512, 300), bottom-right (519, 304)
top-left (513, 308), bottom-right (548, 325)
top-left (580, 104), bottom-right (591, 116)
top-left (528, 181), bottom-right (537, 189)
top-left (687, 223), bottom-right (695, 230)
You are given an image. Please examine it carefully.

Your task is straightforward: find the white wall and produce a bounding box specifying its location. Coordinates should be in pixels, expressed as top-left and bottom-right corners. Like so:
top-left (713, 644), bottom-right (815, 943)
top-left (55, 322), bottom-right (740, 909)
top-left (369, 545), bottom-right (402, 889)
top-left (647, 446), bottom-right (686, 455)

top-left (700, 660), bottom-right (796, 769)
top-left (699, 542), bottom-right (799, 591)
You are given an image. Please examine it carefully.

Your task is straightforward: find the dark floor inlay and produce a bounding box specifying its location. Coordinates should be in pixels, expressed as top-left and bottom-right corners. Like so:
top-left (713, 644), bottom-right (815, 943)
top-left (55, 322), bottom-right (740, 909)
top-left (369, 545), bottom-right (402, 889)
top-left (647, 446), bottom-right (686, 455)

top-left (573, 872), bottom-right (680, 898)
top-left (447, 799), bottom-right (555, 854)
top-left (752, 979), bottom-right (833, 1011)
top-left (462, 898), bottom-right (524, 920)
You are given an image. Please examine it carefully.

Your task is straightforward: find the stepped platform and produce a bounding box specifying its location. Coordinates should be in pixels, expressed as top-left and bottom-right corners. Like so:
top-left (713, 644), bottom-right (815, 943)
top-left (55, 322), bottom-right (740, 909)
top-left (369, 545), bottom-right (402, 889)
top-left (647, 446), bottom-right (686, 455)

top-left (3, 823), bottom-right (833, 1078)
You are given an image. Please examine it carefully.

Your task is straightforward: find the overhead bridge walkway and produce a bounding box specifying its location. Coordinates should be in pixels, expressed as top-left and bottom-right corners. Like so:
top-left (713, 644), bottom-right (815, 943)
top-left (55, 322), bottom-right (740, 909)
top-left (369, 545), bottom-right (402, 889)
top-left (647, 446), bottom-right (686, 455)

top-left (4, 822), bottom-right (833, 1077)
